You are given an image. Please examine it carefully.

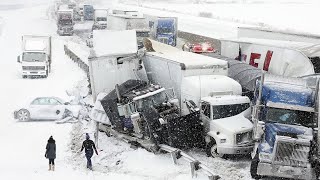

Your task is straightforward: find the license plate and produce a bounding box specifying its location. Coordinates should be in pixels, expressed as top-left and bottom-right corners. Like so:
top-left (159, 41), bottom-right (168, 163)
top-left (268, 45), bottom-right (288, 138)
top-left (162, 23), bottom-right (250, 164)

top-left (30, 72), bottom-right (38, 74)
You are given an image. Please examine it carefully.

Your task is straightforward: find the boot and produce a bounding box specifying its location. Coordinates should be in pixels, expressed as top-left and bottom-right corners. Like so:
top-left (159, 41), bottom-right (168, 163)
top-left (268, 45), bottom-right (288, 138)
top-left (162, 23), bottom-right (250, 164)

top-left (52, 165), bottom-right (55, 171)
top-left (48, 164), bottom-right (52, 171)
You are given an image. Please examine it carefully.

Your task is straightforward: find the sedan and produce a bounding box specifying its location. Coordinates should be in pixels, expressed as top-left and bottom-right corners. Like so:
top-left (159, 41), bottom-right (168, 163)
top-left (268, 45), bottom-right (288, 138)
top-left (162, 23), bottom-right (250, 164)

top-left (182, 42), bottom-right (216, 53)
top-left (14, 97), bottom-right (81, 121)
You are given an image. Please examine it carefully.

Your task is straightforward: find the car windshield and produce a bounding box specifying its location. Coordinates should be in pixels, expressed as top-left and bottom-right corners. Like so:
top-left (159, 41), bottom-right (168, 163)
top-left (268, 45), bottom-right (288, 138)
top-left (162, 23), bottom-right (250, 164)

top-left (212, 103), bottom-right (250, 120)
top-left (96, 17), bottom-right (107, 21)
top-left (22, 52), bottom-right (46, 62)
top-left (135, 91), bottom-right (168, 110)
top-left (157, 27), bottom-right (173, 34)
top-left (265, 107), bottom-right (314, 127)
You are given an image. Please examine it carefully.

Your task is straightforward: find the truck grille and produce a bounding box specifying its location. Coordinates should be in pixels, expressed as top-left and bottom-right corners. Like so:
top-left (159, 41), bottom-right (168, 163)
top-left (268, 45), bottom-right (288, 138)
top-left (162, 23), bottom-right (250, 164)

top-left (273, 138), bottom-right (310, 167)
top-left (22, 66), bottom-right (45, 70)
top-left (159, 37), bottom-right (169, 44)
top-left (236, 131), bottom-right (252, 144)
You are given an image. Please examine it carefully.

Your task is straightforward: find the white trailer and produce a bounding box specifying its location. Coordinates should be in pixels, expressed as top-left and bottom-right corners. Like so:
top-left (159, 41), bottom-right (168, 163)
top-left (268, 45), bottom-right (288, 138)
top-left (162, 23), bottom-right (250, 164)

top-left (238, 26), bottom-right (320, 44)
top-left (88, 30), bottom-right (148, 102)
top-left (143, 40), bottom-right (253, 158)
top-left (107, 14), bottom-right (150, 48)
top-left (17, 35), bottom-right (52, 78)
top-left (220, 37), bottom-right (320, 77)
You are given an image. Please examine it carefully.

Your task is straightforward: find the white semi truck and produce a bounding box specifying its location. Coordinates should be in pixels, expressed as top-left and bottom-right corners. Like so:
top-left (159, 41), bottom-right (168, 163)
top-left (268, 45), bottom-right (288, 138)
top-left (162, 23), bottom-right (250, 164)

top-left (107, 14), bottom-right (150, 48)
top-left (92, 9), bottom-right (108, 30)
top-left (142, 40), bottom-right (253, 157)
top-left (17, 35), bottom-right (52, 78)
top-left (57, 9), bottom-right (74, 36)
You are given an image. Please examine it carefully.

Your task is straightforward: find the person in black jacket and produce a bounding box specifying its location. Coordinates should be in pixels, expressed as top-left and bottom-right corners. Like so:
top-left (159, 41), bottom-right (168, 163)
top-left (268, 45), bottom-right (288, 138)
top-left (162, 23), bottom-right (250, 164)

top-left (45, 136), bottom-right (56, 171)
top-left (81, 133), bottom-right (98, 170)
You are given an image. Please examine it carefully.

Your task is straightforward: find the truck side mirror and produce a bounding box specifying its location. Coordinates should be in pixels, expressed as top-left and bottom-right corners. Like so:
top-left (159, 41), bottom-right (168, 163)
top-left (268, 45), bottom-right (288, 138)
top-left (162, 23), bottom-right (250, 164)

top-left (17, 56), bottom-right (21, 63)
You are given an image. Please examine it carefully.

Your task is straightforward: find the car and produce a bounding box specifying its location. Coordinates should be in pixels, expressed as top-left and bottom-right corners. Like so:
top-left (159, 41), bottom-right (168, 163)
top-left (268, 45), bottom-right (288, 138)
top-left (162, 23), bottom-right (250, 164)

top-left (182, 42), bottom-right (216, 53)
top-left (86, 32), bottom-right (93, 47)
top-left (13, 97), bottom-right (81, 121)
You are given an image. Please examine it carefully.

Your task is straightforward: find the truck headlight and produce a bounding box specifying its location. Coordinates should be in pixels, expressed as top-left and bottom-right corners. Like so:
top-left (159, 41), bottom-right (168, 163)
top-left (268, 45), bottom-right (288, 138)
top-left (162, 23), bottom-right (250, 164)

top-left (220, 139), bottom-right (226, 143)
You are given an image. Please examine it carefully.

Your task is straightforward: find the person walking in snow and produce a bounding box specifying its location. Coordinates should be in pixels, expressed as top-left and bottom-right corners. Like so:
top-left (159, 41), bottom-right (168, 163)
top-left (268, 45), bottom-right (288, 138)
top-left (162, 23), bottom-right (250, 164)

top-left (45, 136), bottom-right (56, 171)
top-left (81, 133), bottom-right (98, 170)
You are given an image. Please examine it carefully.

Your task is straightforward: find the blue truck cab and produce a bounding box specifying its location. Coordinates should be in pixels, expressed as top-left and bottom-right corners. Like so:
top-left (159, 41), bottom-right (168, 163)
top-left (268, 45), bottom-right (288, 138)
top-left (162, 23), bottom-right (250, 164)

top-left (147, 16), bottom-right (177, 47)
top-left (83, 5), bottom-right (94, 21)
top-left (250, 74), bottom-right (317, 179)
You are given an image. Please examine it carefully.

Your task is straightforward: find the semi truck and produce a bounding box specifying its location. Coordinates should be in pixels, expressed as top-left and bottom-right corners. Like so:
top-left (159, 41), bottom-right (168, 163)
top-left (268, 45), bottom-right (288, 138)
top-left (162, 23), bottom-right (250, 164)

top-left (141, 39), bottom-right (253, 157)
top-left (92, 9), bottom-right (108, 30)
top-left (250, 73), bottom-right (319, 179)
top-left (57, 9), bottom-right (74, 36)
top-left (107, 14), bottom-right (150, 48)
top-left (145, 15), bottom-right (178, 46)
top-left (83, 4), bottom-right (94, 21)
top-left (17, 35), bottom-right (52, 78)
top-left (220, 37), bottom-right (320, 77)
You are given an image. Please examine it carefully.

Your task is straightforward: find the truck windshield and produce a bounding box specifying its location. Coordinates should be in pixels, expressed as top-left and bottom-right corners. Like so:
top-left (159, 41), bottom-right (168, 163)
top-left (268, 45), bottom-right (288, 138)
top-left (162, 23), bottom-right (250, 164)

top-left (22, 52), bottom-right (46, 62)
top-left (265, 107), bottom-right (314, 127)
top-left (59, 18), bottom-right (72, 25)
top-left (212, 103), bottom-right (250, 120)
top-left (157, 27), bottom-right (173, 34)
top-left (96, 17), bottom-right (107, 21)
top-left (136, 31), bottom-right (150, 38)
top-left (135, 91), bottom-right (167, 110)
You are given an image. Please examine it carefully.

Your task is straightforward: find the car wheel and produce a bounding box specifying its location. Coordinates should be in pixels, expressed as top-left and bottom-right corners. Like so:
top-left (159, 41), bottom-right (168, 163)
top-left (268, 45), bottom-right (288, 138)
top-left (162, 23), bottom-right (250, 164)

top-left (250, 151), bottom-right (262, 179)
top-left (17, 109), bottom-right (30, 121)
top-left (206, 139), bottom-right (225, 158)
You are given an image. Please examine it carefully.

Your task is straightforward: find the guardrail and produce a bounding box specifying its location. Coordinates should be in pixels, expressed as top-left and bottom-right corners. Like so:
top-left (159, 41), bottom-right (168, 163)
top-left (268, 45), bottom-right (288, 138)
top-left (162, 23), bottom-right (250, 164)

top-left (63, 44), bottom-right (91, 94)
top-left (159, 144), bottom-right (220, 180)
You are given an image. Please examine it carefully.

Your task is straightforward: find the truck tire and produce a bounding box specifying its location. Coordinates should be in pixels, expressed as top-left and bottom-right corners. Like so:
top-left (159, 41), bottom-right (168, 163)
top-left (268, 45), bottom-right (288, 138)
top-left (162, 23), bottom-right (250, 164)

top-left (206, 139), bottom-right (225, 158)
top-left (250, 151), bottom-right (262, 179)
top-left (17, 109), bottom-right (30, 121)
top-left (22, 75), bottom-right (27, 79)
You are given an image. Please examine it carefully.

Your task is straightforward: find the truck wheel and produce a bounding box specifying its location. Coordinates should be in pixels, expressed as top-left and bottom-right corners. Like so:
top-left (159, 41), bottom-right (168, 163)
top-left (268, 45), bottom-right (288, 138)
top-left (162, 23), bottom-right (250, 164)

top-left (250, 151), bottom-right (262, 179)
top-left (17, 109), bottom-right (30, 121)
top-left (206, 140), bottom-right (225, 158)
top-left (22, 75), bottom-right (27, 79)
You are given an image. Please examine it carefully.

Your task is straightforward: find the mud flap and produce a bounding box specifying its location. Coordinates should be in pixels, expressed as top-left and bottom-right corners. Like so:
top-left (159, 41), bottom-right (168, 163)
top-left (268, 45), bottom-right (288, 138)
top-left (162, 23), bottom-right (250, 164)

top-left (167, 111), bottom-right (205, 149)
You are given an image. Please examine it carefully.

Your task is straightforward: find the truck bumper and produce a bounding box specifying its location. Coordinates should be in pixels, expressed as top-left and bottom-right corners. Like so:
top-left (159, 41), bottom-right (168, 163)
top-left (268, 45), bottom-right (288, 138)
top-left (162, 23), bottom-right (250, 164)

top-left (57, 30), bottom-right (74, 36)
top-left (257, 162), bottom-right (315, 179)
top-left (218, 144), bottom-right (253, 155)
top-left (22, 70), bottom-right (46, 76)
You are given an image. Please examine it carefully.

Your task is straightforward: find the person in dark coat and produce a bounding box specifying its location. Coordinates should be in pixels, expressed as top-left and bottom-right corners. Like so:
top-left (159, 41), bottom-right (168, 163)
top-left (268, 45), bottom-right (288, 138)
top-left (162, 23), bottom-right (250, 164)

top-left (45, 136), bottom-right (56, 171)
top-left (81, 133), bottom-right (98, 170)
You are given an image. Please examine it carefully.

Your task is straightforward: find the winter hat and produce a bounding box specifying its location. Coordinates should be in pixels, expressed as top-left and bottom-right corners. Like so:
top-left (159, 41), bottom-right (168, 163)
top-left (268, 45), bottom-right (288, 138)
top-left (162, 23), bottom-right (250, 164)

top-left (86, 133), bottom-right (90, 140)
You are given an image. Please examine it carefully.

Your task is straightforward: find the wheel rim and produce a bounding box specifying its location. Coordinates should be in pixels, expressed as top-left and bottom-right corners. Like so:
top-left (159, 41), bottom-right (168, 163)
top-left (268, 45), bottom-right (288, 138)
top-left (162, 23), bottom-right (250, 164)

top-left (210, 144), bottom-right (224, 158)
top-left (18, 110), bottom-right (29, 121)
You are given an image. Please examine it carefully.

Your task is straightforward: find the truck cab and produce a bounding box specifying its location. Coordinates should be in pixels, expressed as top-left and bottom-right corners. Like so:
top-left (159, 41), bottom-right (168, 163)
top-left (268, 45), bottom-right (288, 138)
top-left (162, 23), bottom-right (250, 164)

top-left (17, 35), bottom-right (51, 78)
top-left (250, 74), bottom-right (317, 179)
top-left (201, 95), bottom-right (253, 158)
top-left (57, 10), bottom-right (74, 36)
top-left (92, 9), bottom-right (108, 30)
top-left (147, 16), bottom-right (177, 47)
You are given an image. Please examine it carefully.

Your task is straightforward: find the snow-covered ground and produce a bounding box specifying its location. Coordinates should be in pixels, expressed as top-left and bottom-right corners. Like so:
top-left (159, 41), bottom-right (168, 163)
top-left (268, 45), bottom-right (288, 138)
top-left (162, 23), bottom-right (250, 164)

top-left (0, 1), bottom-right (252, 180)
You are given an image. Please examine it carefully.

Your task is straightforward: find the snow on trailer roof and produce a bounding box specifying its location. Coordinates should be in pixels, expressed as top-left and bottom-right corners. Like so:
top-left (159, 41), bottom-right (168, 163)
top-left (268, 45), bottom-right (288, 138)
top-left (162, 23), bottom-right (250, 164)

top-left (146, 39), bottom-right (227, 70)
top-left (221, 37), bottom-right (320, 57)
top-left (91, 30), bottom-right (137, 58)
